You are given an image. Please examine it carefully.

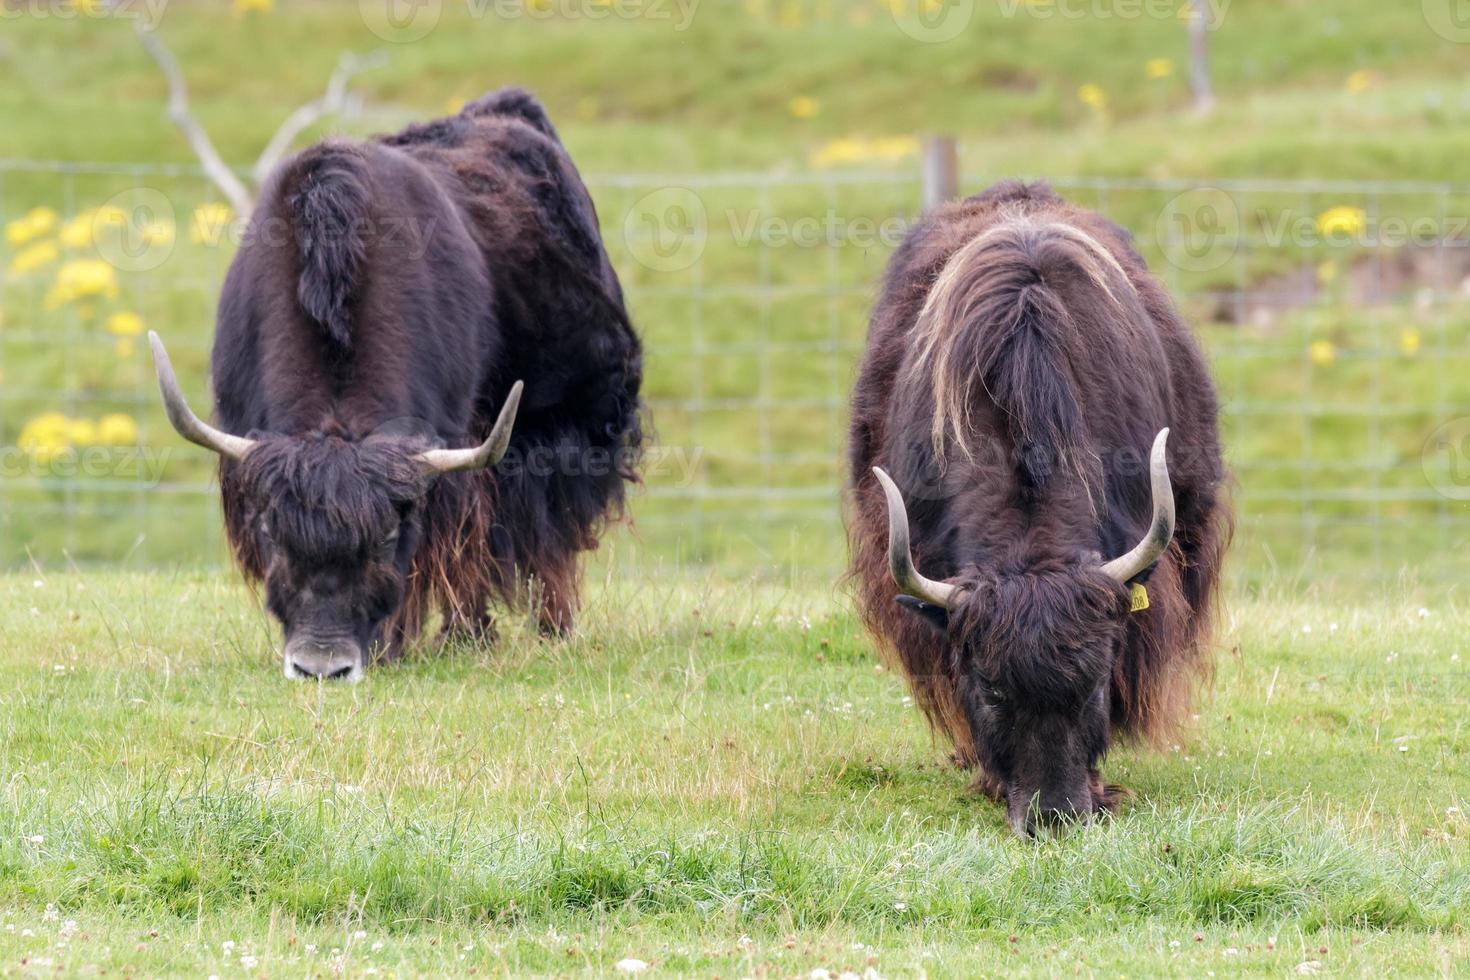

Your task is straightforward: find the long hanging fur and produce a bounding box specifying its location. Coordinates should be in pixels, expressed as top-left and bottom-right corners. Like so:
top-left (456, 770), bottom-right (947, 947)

top-left (847, 180), bottom-right (1232, 762)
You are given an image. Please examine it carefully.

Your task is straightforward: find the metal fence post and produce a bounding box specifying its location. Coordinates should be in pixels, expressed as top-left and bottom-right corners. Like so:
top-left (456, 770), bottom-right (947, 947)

top-left (921, 135), bottom-right (958, 212)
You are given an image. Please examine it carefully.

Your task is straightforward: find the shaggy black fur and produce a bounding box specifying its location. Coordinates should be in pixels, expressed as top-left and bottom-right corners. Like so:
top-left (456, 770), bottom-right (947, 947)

top-left (847, 181), bottom-right (1231, 834)
top-left (208, 87), bottom-right (642, 663)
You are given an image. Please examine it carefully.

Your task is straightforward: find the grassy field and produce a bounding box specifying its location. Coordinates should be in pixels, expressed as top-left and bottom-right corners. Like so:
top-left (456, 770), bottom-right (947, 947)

top-left (0, 572), bottom-right (1465, 975)
top-left (2, 9), bottom-right (1470, 972)
top-left (3, 2), bottom-right (1470, 584)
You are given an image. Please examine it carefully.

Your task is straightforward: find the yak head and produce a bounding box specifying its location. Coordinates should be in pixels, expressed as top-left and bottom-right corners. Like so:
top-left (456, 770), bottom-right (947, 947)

top-left (148, 332), bottom-right (521, 682)
top-left (873, 429), bottom-right (1174, 837)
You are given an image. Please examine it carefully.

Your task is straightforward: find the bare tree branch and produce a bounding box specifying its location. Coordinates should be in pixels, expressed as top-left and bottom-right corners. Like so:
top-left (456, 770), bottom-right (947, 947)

top-left (251, 50), bottom-right (387, 186)
top-left (133, 21), bottom-right (255, 217)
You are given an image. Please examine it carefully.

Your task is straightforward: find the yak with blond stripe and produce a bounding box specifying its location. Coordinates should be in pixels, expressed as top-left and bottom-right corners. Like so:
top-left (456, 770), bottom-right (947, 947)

top-left (847, 181), bottom-right (1230, 836)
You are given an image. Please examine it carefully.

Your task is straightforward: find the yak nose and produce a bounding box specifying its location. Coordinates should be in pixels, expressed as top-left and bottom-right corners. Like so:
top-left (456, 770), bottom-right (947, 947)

top-left (1010, 787), bottom-right (1092, 838)
top-left (283, 639), bottom-right (364, 682)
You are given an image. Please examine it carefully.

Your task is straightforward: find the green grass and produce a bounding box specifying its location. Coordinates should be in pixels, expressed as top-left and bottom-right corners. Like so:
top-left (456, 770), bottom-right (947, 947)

top-left (0, 572), bottom-right (1465, 974)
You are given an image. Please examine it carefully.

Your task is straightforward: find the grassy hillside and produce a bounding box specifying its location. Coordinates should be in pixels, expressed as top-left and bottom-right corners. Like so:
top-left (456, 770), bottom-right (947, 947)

top-left (0, 573), bottom-right (1464, 974)
top-left (3, 1), bottom-right (1470, 590)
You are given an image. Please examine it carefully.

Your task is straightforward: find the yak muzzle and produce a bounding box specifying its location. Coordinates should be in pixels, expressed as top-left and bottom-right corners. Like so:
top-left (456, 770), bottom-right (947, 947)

top-left (1008, 784), bottom-right (1095, 839)
top-left (282, 638), bottom-right (365, 682)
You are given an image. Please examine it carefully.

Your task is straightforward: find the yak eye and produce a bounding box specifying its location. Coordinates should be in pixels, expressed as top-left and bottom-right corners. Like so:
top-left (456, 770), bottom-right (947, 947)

top-left (378, 529), bottom-right (400, 554)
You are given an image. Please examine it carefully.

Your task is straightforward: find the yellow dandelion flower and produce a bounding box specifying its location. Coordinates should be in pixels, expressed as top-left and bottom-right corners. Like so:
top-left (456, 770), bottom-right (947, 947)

top-left (1146, 58), bottom-right (1175, 80)
top-left (1316, 260), bottom-right (1339, 285)
top-left (1309, 340), bottom-right (1336, 366)
top-left (1399, 327), bottom-right (1421, 357)
top-left (59, 212), bottom-right (98, 250)
top-left (7, 240), bottom-right (60, 276)
top-left (43, 259), bottom-right (119, 310)
top-left (96, 413), bottom-right (140, 446)
top-left (190, 204), bottom-right (235, 246)
top-left (788, 95), bottom-right (819, 120)
top-left (106, 312), bottom-right (145, 337)
top-left (810, 137), bottom-right (867, 169)
top-left (1345, 69), bottom-right (1378, 94)
top-left (233, 0), bottom-right (274, 14)
top-left (1077, 83), bottom-right (1108, 111)
top-left (872, 136), bottom-right (920, 161)
top-left (18, 412), bottom-right (73, 465)
top-left (67, 418), bottom-right (99, 447)
top-left (1316, 206), bottom-right (1367, 242)
top-left (4, 207), bottom-right (58, 248)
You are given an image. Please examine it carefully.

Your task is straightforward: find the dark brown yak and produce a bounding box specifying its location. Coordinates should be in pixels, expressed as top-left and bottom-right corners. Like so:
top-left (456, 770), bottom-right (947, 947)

top-left (847, 181), bottom-right (1229, 836)
top-left (150, 88), bottom-right (642, 680)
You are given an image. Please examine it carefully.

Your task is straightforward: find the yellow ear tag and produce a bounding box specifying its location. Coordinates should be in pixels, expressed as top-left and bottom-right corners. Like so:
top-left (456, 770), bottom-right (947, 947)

top-left (1129, 583), bottom-right (1150, 613)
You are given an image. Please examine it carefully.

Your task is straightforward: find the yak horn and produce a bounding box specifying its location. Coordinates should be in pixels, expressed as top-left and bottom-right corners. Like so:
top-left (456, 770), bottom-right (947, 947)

top-left (149, 331), bottom-right (257, 461)
top-left (872, 466), bottom-right (964, 610)
top-left (416, 381), bottom-right (524, 474)
top-left (1099, 428), bottom-right (1175, 584)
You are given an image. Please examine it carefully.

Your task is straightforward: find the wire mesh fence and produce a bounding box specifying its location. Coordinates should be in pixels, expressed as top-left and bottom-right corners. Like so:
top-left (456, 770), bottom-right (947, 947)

top-left (4, 158), bottom-right (1470, 591)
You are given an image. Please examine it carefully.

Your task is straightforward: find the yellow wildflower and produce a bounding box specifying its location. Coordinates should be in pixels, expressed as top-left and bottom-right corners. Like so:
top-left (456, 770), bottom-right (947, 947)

top-left (96, 414), bottom-right (140, 446)
top-left (446, 96), bottom-right (468, 115)
top-left (190, 204), bottom-right (235, 246)
top-left (1345, 69), bottom-right (1378, 94)
top-left (1316, 260), bottom-right (1339, 285)
top-left (18, 412), bottom-right (72, 465)
top-left (7, 241), bottom-right (60, 276)
top-left (68, 418), bottom-right (99, 447)
top-left (1399, 328), bottom-right (1421, 357)
top-left (44, 259), bottom-right (119, 310)
top-left (789, 96), bottom-right (819, 120)
top-left (4, 207), bottom-right (58, 248)
top-left (59, 212), bottom-right (97, 250)
top-left (1309, 340), bottom-right (1336, 366)
top-left (811, 137), bottom-right (866, 168)
top-left (872, 136), bottom-right (920, 161)
top-left (106, 312), bottom-right (145, 337)
top-left (1146, 58), bottom-right (1175, 80)
top-left (1077, 83), bottom-right (1108, 111)
top-left (233, 0), bottom-right (274, 13)
top-left (1316, 206), bottom-right (1367, 242)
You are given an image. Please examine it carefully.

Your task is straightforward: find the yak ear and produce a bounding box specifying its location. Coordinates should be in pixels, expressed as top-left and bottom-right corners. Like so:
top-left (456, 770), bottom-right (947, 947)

top-left (895, 594), bottom-right (949, 633)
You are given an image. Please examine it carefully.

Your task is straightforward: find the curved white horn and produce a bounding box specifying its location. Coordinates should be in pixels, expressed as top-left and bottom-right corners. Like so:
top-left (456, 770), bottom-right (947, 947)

top-left (149, 331), bottom-right (256, 461)
top-left (416, 381), bottom-right (524, 474)
top-left (872, 466), bottom-right (964, 610)
top-left (1099, 428), bottom-right (1175, 583)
